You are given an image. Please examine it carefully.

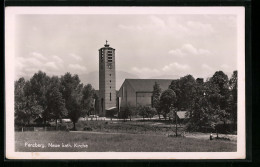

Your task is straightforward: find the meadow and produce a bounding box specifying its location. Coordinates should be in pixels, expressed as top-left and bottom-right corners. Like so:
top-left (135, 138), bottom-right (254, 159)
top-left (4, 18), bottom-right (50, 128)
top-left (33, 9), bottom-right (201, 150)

top-left (15, 131), bottom-right (236, 152)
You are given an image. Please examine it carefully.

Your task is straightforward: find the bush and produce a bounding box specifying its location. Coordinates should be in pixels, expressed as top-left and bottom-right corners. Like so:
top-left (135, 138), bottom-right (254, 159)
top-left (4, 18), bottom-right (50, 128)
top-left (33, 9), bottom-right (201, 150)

top-left (83, 126), bottom-right (93, 131)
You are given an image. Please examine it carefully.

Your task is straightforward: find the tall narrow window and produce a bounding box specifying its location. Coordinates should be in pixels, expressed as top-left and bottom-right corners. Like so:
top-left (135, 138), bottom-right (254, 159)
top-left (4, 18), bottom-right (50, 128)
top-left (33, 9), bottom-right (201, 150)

top-left (110, 93), bottom-right (111, 101)
top-left (151, 96), bottom-right (154, 108)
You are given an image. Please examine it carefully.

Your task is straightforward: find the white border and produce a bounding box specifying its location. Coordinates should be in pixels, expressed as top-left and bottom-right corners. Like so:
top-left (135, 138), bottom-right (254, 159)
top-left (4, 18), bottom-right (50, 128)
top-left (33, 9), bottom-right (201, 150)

top-left (5, 7), bottom-right (245, 159)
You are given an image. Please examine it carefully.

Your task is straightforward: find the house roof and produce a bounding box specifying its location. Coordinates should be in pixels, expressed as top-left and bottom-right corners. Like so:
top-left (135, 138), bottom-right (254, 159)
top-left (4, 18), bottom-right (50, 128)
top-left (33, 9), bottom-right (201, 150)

top-left (125, 79), bottom-right (174, 92)
top-left (177, 111), bottom-right (188, 119)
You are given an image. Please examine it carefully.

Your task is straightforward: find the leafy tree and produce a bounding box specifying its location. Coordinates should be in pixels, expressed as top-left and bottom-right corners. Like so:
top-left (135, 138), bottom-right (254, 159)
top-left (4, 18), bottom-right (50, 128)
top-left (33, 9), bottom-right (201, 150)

top-left (210, 71), bottom-right (229, 110)
top-left (15, 78), bottom-right (26, 124)
top-left (46, 87), bottom-right (67, 129)
top-left (42, 76), bottom-right (61, 123)
top-left (228, 70), bottom-right (237, 124)
top-left (126, 106), bottom-right (137, 121)
top-left (60, 73), bottom-right (83, 130)
top-left (188, 93), bottom-right (214, 131)
top-left (152, 82), bottom-right (162, 119)
top-left (209, 71), bottom-right (230, 131)
top-left (146, 107), bottom-right (156, 120)
top-left (68, 93), bottom-right (82, 130)
top-left (15, 79), bottom-right (43, 125)
top-left (93, 92), bottom-right (99, 117)
top-left (119, 105), bottom-right (136, 121)
top-left (29, 71), bottom-right (50, 124)
top-left (81, 84), bottom-right (95, 117)
top-left (210, 71), bottom-right (229, 95)
top-left (169, 75), bottom-right (196, 110)
top-left (137, 105), bottom-right (148, 120)
top-left (159, 89), bottom-right (177, 120)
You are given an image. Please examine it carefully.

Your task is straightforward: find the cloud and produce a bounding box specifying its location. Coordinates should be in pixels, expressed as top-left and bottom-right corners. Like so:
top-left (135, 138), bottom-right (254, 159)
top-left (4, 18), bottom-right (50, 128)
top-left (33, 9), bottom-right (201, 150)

top-left (118, 16), bottom-right (216, 39)
top-left (45, 62), bottom-right (58, 69)
top-left (220, 64), bottom-right (233, 72)
top-left (201, 64), bottom-right (214, 71)
top-left (118, 24), bottom-right (145, 31)
top-left (15, 53), bottom-right (66, 79)
top-left (131, 62), bottom-right (191, 78)
top-left (17, 56), bottom-right (42, 67)
top-left (52, 55), bottom-right (63, 64)
top-left (186, 21), bottom-right (215, 35)
top-left (168, 44), bottom-right (211, 57)
top-left (70, 53), bottom-right (82, 61)
top-left (30, 52), bottom-right (47, 61)
top-left (150, 16), bottom-right (166, 28)
top-left (162, 62), bottom-right (190, 71)
top-left (68, 64), bottom-right (87, 71)
top-left (52, 55), bottom-right (64, 69)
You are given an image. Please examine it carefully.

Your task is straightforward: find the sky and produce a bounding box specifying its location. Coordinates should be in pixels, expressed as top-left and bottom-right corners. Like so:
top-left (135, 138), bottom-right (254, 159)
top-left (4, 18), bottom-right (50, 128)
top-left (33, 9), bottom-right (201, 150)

top-left (15, 14), bottom-right (237, 84)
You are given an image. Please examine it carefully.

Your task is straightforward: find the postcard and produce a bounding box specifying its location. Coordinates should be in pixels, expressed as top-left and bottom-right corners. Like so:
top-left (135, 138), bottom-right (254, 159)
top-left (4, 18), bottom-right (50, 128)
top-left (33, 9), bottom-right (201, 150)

top-left (5, 6), bottom-right (245, 159)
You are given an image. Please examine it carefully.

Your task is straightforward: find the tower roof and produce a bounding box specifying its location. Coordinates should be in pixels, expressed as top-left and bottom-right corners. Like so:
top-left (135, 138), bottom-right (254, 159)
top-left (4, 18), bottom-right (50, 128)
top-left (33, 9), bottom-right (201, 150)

top-left (104, 40), bottom-right (110, 47)
top-left (99, 40), bottom-right (115, 50)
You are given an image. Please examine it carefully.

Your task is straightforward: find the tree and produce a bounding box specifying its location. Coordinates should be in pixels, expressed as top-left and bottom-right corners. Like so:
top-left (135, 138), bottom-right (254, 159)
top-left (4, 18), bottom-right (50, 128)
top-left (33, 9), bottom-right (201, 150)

top-left (60, 73), bottom-right (83, 130)
top-left (29, 71), bottom-right (50, 124)
top-left (15, 79), bottom-right (43, 125)
top-left (159, 89), bottom-right (177, 120)
top-left (228, 70), bottom-right (237, 125)
top-left (119, 105), bottom-right (136, 121)
top-left (126, 105), bottom-right (137, 121)
top-left (169, 75), bottom-right (196, 110)
top-left (188, 92), bottom-right (214, 131)
top-left (146, 107), bottom-right (156, 120)
top-left (81, 84), bottom-right (95, 117)
top-left (137, 106), bottom-right (148, 120)
top-left (152, 82), bottom-right (162, 119)
top-left (68, 93), bottom-right (82, 130)
top-left (93, 92), bottom-right (99, 118)
top-left (15, 78), bottom-right (26, 125)
top-left (42, 76), bottom-right (61, 123)
top-left (46, 87), bottom-right (67, 129)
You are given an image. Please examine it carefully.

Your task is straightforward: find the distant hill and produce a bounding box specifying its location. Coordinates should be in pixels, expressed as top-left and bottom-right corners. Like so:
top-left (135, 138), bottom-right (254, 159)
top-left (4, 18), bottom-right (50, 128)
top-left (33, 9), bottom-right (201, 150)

top-left (148, 74), bottom-right (180, 80)
top-left (79, 71), bottom-right (139, 90)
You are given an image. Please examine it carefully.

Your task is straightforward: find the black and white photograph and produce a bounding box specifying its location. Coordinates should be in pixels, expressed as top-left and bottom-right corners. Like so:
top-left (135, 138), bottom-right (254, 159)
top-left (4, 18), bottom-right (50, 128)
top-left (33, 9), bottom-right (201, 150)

top-left (5, 7), bottom-right (245, 159)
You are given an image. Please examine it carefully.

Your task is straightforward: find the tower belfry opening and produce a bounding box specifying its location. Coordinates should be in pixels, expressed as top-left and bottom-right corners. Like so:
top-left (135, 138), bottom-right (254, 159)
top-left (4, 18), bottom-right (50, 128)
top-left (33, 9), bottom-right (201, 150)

top-left (98, 41), bottom-right (116, 115)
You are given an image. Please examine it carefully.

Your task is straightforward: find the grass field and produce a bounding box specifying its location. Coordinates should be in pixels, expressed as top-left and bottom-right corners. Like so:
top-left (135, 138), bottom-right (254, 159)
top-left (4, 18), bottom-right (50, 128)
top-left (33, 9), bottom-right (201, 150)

top-left (15, 131), bottom-right (236, 152)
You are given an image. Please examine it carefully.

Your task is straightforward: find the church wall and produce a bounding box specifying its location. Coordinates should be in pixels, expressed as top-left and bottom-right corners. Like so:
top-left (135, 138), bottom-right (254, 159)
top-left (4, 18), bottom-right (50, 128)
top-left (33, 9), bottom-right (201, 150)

top-left (136, 92), bottom-right (153, 107)
top-left (118, 81), bottom-right (136, 109)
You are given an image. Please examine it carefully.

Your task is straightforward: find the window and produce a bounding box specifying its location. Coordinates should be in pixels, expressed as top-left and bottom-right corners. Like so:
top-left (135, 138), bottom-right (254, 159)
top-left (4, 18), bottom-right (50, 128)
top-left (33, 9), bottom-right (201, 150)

top-left (151, 96), bottom-right (154, 108)
top-left (110, 93), bottom-right (111, 101)
top-left (110, 80), bottom-right (111, 82)
top-left (110, 74), bottom-right (111, 76)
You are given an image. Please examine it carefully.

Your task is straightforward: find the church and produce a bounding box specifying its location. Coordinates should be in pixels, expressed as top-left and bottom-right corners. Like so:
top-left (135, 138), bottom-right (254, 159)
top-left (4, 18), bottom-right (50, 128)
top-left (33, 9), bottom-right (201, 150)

top-left (98, 42), bottom-right (177, 116)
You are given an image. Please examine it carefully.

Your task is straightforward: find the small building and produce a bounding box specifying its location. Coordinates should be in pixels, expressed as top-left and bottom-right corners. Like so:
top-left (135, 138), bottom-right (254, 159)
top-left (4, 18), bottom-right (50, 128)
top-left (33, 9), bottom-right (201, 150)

top-left (176, 111), bottom-right (189, 123)
top-left (117, 79), bottom-right (174, 110)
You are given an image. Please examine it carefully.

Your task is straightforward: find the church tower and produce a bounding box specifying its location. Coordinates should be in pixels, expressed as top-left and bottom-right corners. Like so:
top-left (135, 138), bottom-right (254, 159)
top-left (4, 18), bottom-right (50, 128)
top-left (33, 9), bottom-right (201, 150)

top-left (99, 41), bottom-right (116, 115)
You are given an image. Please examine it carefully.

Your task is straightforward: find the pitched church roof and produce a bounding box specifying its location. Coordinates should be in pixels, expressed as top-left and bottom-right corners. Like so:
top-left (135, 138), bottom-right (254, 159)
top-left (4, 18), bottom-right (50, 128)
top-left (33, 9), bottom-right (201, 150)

top-left (125, 79), bottom-right (174, 92)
